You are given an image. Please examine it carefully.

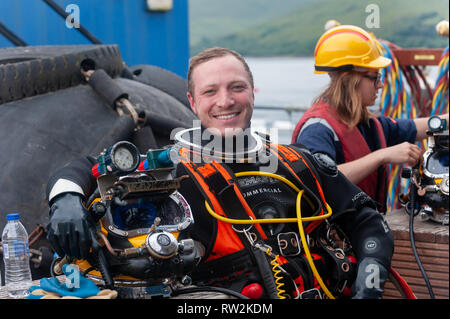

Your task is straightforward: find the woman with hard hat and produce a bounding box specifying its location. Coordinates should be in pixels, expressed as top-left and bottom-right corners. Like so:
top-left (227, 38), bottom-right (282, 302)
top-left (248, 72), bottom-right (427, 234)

top-left (292, 25), bottom-right (448, 212)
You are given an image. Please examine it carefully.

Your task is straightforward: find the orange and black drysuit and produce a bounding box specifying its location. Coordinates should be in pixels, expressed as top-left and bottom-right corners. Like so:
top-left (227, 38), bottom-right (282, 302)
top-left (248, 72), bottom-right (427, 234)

top-left (173, 136), bottom-right (394, 298)
top-left (46, 131), bottom-right (394, 298)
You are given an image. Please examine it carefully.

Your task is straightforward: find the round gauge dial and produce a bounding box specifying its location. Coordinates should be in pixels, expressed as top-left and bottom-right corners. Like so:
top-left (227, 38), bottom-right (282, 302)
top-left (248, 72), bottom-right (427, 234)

top-left (428, 116), bottom-right (443, 131)
top-left (114, 146), bottom-right (135, 170)
top-left (109, 141), bottom-right (140, 173)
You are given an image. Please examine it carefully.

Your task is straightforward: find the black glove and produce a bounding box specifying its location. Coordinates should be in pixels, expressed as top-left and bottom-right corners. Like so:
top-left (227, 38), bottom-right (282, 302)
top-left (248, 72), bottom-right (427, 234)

top-left (352, 257), bottom-right (388, 299)
top-left (47, 193), bottom-right (100, 259)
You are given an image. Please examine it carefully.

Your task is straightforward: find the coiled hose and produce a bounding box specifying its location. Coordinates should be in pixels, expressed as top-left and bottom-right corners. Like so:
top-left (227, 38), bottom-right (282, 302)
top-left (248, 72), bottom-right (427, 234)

top-left (270, 255), bottom-right (287, 299)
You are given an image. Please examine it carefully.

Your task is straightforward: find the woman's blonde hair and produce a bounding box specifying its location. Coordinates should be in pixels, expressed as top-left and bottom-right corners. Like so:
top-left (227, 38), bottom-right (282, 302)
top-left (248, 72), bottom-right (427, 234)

top-left (313, 71), bottom-right (373, 129)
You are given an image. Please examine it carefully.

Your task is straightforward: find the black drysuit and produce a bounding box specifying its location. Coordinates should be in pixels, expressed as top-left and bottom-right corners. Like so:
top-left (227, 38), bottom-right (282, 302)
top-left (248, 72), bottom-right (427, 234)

top-left (46, 141), bottom-right (394, 298)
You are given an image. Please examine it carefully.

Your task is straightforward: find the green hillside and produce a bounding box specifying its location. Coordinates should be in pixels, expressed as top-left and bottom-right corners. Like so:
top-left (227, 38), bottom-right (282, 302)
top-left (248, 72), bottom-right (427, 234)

top-left (190, 0), bottom-right (449, 56)
top-left (189, 0), bottom-right (311, 47)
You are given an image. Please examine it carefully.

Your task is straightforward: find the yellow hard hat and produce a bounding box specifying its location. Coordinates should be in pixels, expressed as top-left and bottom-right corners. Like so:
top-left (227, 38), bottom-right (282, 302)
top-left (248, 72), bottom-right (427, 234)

top-left (314, 25), bottom-right (391, 74)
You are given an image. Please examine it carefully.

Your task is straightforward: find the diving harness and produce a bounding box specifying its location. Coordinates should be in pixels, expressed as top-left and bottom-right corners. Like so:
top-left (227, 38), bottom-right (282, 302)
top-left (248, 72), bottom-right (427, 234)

top-left (172, 127), bottom-right (355, 299)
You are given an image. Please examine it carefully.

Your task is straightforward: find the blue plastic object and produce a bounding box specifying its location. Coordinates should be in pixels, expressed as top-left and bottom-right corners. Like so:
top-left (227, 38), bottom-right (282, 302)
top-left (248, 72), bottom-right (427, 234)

top-left (6, 213), bottom-right (20, 221)
top-left (27, 264), bottom-right (100, 298)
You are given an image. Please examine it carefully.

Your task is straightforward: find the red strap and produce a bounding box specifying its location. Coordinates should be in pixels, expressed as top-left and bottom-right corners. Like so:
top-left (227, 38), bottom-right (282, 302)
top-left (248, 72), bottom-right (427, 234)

top-left (389, 267), bottom-right (416, 299)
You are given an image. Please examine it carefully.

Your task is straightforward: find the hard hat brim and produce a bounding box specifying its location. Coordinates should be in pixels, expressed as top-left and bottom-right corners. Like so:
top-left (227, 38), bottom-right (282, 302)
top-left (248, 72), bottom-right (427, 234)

top-left (364, 55), bottom-right (392, 69)
top-left (314, 56), bottom-right (391, 74)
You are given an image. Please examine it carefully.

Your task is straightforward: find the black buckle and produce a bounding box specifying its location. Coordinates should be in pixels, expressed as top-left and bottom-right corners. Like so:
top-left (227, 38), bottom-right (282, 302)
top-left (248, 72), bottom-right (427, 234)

top-left (277, 232), bottom-right (301, 257)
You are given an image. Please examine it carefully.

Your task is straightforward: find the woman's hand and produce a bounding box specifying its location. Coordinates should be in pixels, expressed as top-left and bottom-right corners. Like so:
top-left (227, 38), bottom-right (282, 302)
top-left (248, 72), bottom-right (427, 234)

top-left (378, 142), bottom-right (423, 166)
top-left (338, 142), bottom-right (423, 184)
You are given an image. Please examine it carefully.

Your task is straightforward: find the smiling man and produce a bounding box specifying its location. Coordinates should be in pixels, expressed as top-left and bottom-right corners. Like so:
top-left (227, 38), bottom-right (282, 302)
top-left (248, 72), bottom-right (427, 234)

top-left (187, 48), bottom-right (255, 137)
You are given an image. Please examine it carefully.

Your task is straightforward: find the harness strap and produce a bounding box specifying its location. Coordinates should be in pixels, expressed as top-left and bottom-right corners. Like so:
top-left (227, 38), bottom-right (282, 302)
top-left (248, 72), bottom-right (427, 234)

top-left (209, 161), bottom-right (266, 238)
top-left (315, 236), bottom-right (355, 293)
top-left (180, 159), bottom-right (244, 259)
top-left (268, 144), bottom-right (328, 233)
top-left (179, 154), bottom-right (267, 262)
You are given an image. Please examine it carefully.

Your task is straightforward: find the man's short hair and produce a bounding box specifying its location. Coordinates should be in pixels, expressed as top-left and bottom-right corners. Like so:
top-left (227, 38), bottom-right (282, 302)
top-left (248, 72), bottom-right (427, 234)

top-left (187, 47), bottom-right (254, 97)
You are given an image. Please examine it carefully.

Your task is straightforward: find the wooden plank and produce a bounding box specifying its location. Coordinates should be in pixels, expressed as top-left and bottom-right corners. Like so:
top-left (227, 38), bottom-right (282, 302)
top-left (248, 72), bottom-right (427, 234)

top-left (394, 245), bottom-right (449, 258)
top-left (394, 239), bottom-right (449, 251)
top-left (386, 210), bottom-right (448, 244)
top-left (393, 253), bottom-right (449, 266)
top-left (399, 275), bottom-right (448, 289)
top-left (383, 209), bottom-right (449, 299)
top-left (392, 227), bottom-right (448, 244)
top-left (392, 260), bottom-right (449, 273)
top-left (383, 282), bottom-right (403, 298)
top-left (394, 268), bottom-right (448, 281)
top-left (405, 283), bottom-right (448, 297)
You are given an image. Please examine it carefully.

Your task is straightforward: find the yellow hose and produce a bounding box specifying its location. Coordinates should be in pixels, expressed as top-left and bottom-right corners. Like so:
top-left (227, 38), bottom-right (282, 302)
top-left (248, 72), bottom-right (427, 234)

top-left (204, 171), bottom-right (331, 224)
top-left (203, 170), bottom-right (335, 298)
top-left (270, 255), bottom-right (287, 299)
top-left (296, 191), bottom-right (335, 299)
top-left (236, 171), bottom-right (315, 208)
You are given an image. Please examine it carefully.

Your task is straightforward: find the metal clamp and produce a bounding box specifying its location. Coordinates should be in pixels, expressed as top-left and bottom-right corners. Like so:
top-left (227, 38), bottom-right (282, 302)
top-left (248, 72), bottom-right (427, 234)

top-left (299, 288), bottom-right (322, 299)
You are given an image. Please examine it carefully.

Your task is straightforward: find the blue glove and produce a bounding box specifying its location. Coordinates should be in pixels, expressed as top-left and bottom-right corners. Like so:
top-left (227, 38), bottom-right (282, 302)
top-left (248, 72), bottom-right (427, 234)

top-left (38, 264), bottom-right (100, 298)
top-left (27, 286), bottom-right (47, 299)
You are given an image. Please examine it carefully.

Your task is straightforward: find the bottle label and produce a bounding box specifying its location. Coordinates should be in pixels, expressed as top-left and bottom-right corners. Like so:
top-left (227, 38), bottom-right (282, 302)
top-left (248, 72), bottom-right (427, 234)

top-left (2, 241), bottom-right (29, 260)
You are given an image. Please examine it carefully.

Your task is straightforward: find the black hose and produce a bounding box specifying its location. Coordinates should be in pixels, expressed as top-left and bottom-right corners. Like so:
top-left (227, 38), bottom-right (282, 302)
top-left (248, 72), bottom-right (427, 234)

top-left (96, 248), bottom-right (114, 289)
top-left (406, 180), bottom-right (435, 299)
top-left (87, 69), bottom-right (129, 108)
top-left (172, 286), bottom-right (249, 299)
top-left (143, 111), bottom-right (189, 135)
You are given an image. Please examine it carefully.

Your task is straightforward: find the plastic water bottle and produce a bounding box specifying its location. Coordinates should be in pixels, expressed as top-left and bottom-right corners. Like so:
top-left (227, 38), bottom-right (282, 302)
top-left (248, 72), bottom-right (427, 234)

top-left (2, 213), bottom-right (32, 298)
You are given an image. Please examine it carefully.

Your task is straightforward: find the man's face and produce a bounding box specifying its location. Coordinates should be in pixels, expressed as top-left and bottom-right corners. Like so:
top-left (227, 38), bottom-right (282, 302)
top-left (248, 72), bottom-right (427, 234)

top-left (187, 55), bottom-right (254, 136)
top-left (360, 69), bottom-right (383, 107)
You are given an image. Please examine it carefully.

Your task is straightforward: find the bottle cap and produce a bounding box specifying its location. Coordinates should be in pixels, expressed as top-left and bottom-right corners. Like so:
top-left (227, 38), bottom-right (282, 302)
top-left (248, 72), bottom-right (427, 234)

top-left (6, 213), bottom-right (20, 221)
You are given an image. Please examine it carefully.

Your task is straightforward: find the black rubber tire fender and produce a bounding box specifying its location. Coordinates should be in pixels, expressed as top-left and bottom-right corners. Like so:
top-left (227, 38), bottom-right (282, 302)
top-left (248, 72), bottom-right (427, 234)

top-left (0, 45), bottom-right (124, 105)
top-left (128, 64), bottom-right (190, 109)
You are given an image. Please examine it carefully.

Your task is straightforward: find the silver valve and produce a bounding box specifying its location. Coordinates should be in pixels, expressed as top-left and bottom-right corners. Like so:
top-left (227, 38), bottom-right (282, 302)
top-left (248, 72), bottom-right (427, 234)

top-left (145, 230), bottom-right (179, 259)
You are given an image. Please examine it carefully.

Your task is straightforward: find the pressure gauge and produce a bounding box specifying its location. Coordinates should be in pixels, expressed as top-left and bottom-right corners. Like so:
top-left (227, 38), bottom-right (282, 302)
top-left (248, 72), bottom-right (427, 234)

top-left (108, 141), bottom-right (140, 174)
top-left (111, 143), bottom-right (137, 171)
top-left (92, 141), bottom-right (141, 177)
top-left (428, 115), bottom-right (444, 132)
